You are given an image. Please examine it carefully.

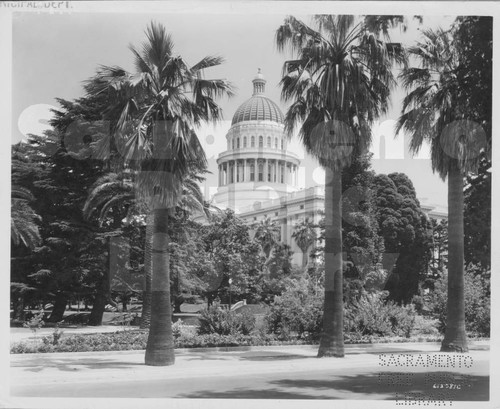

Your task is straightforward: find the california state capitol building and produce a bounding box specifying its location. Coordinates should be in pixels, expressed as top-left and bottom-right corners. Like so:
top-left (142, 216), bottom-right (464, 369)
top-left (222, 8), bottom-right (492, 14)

top-left (198, 70), bottom-right (447, 267)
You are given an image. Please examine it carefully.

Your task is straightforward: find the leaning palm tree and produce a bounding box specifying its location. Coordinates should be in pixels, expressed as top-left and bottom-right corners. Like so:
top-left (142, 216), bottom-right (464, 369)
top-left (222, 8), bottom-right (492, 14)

top-left (84, 170), bottom-right (212, 329)
top-left (292, 217), bottom-right (318, 270)
top-left (276, 15), bottom-right (403, 357)
top-left (87, 22), bottom-right (233, 366)
top-left (11, 185), bottom-right (42, 250)
top-left (397, 28), bottom-right (486, 352)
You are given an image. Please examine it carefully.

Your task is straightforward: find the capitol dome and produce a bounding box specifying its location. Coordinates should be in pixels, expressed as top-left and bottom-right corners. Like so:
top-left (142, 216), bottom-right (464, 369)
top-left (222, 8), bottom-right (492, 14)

top-left (231, 69), bottom-right (284, 125)
top-left (212, 69), bottom-right (300, 213)
top-left (232, 96), bottom-right (284, 125)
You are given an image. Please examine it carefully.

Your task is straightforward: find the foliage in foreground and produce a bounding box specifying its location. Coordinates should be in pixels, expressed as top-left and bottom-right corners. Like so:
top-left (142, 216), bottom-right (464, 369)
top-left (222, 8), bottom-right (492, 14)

top-left (264, 278), bottom-right (428, 342)
top-left (197, 305), bottom-right (256, 336)
top-left (426, 264), bottom-right (490, 337)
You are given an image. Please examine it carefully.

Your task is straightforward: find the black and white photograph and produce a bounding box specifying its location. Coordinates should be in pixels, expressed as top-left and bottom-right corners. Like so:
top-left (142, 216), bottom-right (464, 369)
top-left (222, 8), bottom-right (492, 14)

top-left (1, 1), bottom-right (497, 408)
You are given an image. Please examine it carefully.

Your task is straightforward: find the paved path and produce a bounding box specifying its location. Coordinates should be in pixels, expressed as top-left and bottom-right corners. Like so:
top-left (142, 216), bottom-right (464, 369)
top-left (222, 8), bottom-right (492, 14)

top-left (8, 342), bottom-right (489, 403)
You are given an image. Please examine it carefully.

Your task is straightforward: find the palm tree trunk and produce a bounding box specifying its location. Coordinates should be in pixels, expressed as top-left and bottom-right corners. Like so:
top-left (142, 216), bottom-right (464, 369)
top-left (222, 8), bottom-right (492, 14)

top-left (441, 159), bottom-right (468, 352)
top-left (318, 168), bottom-right (344, 357)
top-left (302, 249), bottom-right (308, 271)
top-left (145, 207), bottom-right (175, 366)
top-left (140, 216), bottom-right (153, 329)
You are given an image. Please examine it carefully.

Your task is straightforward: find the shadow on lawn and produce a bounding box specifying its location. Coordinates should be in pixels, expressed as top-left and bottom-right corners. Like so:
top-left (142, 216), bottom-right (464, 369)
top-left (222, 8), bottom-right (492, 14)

top-left (179, 372), bottom-right (489, 401)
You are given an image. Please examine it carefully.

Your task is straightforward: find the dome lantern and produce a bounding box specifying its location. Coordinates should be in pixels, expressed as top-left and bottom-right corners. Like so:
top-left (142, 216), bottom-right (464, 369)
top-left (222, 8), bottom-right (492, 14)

top-left (252, 68), bottom-right (266, 95)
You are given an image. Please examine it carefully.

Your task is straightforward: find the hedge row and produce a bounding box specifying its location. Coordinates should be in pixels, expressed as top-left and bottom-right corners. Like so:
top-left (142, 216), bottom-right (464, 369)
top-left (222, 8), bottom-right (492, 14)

top-left (10, 328), bottom-right (445, 354)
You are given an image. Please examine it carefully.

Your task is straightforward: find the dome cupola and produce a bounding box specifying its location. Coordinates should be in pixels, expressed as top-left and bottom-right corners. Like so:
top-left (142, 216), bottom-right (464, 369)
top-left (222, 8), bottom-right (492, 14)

top-left (252, 68), bottom-right (266, 95)
top-left (231, 69), bottom-right (284, 125)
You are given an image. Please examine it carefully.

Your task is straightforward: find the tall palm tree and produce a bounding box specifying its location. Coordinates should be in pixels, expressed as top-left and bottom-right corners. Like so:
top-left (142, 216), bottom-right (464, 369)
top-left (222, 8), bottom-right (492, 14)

top-left (292, 217), bottom-right (317, 270)
top-left (397, 28), bottom-right (486, 352)
top-left (11, 186), bottom-right (42, 250)
top-left (276, 15), bottom-right (403, 357)
top-left (87, 22), bottom-right (233, 365)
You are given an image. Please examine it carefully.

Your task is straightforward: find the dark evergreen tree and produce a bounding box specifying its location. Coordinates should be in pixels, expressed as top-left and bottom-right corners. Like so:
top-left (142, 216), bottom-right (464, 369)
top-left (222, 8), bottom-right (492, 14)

top-left (372, 173), bottom-right (433, 304)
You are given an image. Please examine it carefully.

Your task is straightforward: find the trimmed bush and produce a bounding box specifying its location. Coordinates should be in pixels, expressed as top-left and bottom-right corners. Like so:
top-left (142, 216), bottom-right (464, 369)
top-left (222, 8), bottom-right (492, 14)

top-left (10, 330), bottom-right (309, 353)
top-left (11, 330), bottom-right (149, 354)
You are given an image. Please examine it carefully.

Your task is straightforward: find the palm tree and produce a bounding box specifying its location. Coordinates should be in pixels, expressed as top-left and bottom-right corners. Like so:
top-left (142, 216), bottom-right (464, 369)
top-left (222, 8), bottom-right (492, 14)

top-left (83, 172), bottom-right (144, 326)
top-left (253, 217), bottom-right (281, 261)
top-left (11, 186), bottom-right (42, 250)
top-left (276, 15), bottom-right (403, 357)
top-left (87, 22), bottom-right (233, 365)
top-left (292, 217), bottom-right (317, 270)
top-left (397, 28), bottom-right (486, 352)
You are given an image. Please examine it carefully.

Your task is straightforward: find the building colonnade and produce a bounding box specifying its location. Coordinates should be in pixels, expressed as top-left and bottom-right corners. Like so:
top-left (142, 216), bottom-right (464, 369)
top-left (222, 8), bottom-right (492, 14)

top-left (218, 158), bottom-right (299, 187)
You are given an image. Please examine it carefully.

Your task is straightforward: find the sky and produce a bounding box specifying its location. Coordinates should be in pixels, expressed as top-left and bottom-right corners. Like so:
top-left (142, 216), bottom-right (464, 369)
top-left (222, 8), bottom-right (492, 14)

top-left (6, 3), bottom-right (476, 211)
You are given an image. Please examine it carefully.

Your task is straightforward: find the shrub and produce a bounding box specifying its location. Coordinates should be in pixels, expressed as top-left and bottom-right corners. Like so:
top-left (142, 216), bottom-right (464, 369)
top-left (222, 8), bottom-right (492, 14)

top-left (265, 278), bottom-right (323, 341)
top-left (197, 304), bottom-right (256, 336)
top-left (344, 291), bottom-right (417, 338)
top-left (426, 264), bottom-right (490, 336)
top-left (172, 319), bottom-right (197, 339)
top-left (411, 315), bottom-right (440, 337)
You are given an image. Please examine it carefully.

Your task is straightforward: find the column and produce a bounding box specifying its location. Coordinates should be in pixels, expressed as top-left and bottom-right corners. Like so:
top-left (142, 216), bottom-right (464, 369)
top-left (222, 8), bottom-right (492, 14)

top-left (246, 159), bottom-right (251, 181)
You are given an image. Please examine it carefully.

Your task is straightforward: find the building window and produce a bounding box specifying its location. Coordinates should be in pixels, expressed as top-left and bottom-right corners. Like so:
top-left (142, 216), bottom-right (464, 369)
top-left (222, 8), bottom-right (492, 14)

top-left (300, 205), bottom-right (304, 210)
top-left (267, 163), bottom-right (271, 182)
top-left (267, 136), bottom-right (271, 147)
top-left (275, 212), bottom-right (279, 216)
top-left (258, 163), bottom-right (263, 181)
top-left (259, 136), bottom-right (263, 148)
top-left (229, 164), bottom-right (234, 183)
top-left (251, 136), bottom-right (255, 147)
top-left (275, 138), bottom-right (278, 149)
top-left (236, 163), bottom-right (240, 182)
top-left (243, 136), bottom-right (247, 148)
top-left (232, 139), bottom-right (235, 150)
top-left (254, 217), bottom-right (257, 221)
top-left (280, 164), bottom-right (285, 183)
top-left (237, 137), bottom-right (240, 149)
top-left (281, 138), bottom-right (284, 149)
top-left (250, 163), bottom-right (255, 181)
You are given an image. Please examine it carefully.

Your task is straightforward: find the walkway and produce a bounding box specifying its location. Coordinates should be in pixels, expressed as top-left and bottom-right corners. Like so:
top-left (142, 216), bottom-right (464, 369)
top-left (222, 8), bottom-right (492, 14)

top-left (8, 341), bottom-right (490, 405)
